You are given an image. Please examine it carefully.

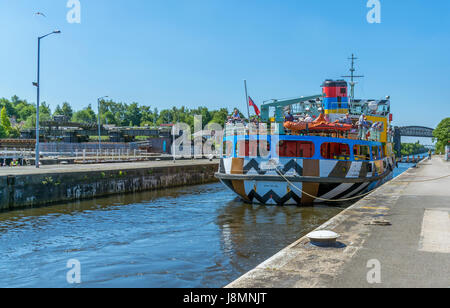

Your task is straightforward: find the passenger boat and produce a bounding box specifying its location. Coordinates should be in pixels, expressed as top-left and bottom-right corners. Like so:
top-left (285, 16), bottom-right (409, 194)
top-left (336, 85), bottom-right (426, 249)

top-left (215, 68), bottom-right (396, 205)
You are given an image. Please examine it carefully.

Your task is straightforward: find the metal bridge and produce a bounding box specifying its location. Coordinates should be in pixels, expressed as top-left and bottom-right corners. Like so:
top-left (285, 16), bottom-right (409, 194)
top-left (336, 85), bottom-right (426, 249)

top-left (394, 126), bottom-right (435, 155)
top-left (396, 126), bottom-right (434, 138)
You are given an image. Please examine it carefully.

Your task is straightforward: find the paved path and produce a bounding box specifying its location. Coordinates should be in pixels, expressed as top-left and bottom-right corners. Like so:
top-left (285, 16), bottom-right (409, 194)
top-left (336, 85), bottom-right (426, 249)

top-left (0, 159), bottom-right (219, 176)
top-left (227, 156), bottom-right (450, 288)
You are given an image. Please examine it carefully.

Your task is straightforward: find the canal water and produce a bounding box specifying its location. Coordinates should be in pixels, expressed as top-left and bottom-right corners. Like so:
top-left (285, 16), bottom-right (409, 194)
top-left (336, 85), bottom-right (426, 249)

top-left (0, 164), bottom-right (414, 288)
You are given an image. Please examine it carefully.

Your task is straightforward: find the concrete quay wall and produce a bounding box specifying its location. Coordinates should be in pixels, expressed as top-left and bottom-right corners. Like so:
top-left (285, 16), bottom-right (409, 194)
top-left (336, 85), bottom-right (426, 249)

top-left (0, 160), bottom-right (219, 211)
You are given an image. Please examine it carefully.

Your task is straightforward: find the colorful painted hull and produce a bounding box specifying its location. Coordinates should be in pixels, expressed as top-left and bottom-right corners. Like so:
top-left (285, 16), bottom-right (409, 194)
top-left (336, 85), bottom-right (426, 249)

top-left (215, 135), bottom-right (396, 206)
top-left (216, 157), bottom-right (394, 205)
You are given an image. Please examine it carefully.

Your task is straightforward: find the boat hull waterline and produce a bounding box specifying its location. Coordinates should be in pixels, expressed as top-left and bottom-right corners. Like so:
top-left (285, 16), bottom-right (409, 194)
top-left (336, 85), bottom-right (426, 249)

top-left (216, 156), bottom-right (395, 205)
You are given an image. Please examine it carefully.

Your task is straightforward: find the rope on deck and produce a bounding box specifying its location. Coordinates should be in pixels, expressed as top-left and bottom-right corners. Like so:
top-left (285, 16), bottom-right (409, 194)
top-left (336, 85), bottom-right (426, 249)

top-left (275, 169), bottom-right (378, 202)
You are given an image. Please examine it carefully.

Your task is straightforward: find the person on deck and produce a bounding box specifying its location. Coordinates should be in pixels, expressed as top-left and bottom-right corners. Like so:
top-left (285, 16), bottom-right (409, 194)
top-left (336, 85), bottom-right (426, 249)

top-left (338, 113), bottom-right (352, 125)
top-left (358, 114), bottom-right (367, 140)
top-left (285, 111), bottom-right (295, 122)
top-left (231, 109), bottom-right (242, 123)
top-left (344, 113), bottom-right (352, 124)
top-left (304, 115), bottom-right (314, 123)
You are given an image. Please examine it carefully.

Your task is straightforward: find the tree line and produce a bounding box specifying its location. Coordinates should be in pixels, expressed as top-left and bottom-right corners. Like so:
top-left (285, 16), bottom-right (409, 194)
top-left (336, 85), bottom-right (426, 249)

top-left (433, 117), bottom-right (449, 154)
top-left (400, 142), bottom-right (428, 156)
top-left (0, 95), bottom-right (235, 138)
top-left (1, 95), bottom-right (449, 153)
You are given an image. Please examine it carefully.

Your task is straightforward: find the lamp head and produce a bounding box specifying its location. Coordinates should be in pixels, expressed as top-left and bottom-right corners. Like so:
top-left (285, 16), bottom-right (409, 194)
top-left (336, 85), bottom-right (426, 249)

top-left (53, 30), bottom-right (61, 34)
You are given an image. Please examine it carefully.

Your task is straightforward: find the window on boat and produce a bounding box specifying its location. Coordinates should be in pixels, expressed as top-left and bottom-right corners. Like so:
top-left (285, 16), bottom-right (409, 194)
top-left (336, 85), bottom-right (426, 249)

top-left (321, 142), bottom-right (350, 160)
top-left (236, 140), bottom-right (258, 157)
top-left (354, 145), bottom-right (371, 161)
top-left (277, 141), bottom-right (315, 158)
top-left (258, 140), bottom-right (271, 157)
top-left (223, 141), bottom-right (233, 157)
top-left (372, 146), bottom-right (382, 160)
top-left (381, 146), bottom-right (386, 158)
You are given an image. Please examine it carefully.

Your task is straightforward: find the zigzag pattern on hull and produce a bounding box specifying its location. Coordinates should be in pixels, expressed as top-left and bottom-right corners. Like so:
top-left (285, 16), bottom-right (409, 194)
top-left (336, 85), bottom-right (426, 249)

top-left (243, 174), bottom-right (392, 205)
top-left (243, 159), bottom-right (303, 176)
top-left (247, 190), bottom-right (302, 205)
top-left (218, 156), bottom-right (395, 205)
top-left (243, 159), bottom-right (267, 175)
top-left (242, 182), bottom-right (372, 205)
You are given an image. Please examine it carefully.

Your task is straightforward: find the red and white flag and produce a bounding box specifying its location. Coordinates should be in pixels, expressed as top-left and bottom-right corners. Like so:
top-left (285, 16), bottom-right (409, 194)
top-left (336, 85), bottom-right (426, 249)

top-left (248, 96), bottom-right (260, 116)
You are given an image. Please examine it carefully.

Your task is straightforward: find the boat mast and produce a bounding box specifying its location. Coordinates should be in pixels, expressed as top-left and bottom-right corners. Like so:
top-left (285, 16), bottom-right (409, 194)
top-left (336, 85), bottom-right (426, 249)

top-left (342, 54), bottom-right (364, 102)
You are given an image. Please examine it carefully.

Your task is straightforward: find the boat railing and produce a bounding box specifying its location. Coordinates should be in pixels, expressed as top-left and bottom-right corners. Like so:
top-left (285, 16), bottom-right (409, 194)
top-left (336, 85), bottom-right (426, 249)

top-left (224, 123), bottom-right (386, 143)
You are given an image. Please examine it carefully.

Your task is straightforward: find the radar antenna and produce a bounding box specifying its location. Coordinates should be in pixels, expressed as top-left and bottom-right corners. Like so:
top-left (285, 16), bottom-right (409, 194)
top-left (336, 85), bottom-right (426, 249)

top-left (342, 54), bottom-right (364, 101)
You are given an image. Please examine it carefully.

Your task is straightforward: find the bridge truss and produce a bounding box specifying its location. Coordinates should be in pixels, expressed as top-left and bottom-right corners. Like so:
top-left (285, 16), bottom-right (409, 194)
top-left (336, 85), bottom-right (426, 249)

top-left (394, 126), bottom-right (435, 156)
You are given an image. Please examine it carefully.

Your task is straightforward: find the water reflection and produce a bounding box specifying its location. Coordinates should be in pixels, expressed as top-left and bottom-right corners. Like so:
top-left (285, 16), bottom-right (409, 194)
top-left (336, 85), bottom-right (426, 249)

top-left (0, 164), bottom-right (410, 288)
top-left (0, 183), bottom-right (346, 288)
top-left (215, 201), bottom-right (345, 279)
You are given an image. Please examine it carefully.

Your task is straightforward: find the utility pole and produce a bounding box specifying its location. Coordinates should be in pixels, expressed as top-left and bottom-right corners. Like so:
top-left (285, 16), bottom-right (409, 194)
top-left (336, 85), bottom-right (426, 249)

top-left (97, 96), bottom-right (109, 151)
top-left (342, 54), bottom-right (364, 102)
top-left (244, 80), bottom-right (250, 120)
top-left (34, 30), bottom-right (61, 168)
top-left (172, 125), bottom-right (176, 163)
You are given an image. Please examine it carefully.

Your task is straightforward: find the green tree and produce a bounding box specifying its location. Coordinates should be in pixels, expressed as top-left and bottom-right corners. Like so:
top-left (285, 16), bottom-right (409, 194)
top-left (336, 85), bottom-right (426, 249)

top-left (54, 102), bottom-right (74, 119)
top-left (17, 103), bottom-right (36, 122)
top-left (140, 105), bottom-right (154, 125)
top-left (400, 141), bottom-right (427, 156)
top-left (61, 102), bottom-right (74, 119)
top-left (124, 102), bottom-right (142, 127)
top-left (40, 102), bottom-right (52, 117)
top-left (1, 106), bottom-right (12, 134)
top-left (72, 105), bottom-right (97, 123)
top-left (0, 98), bottom-right (17, 118)
top-left (0, 123), bottom-right (6, 138)
top-left (102, 111), bottom-right (116, 126)
top-left (210, 108), bottom-right (229, 126)
top-left (0, 94), bottom-right (241, 138)
top-left (433, 118), bottom-right (450, 154)
top-left (22, 104), bottom-right (52, 129)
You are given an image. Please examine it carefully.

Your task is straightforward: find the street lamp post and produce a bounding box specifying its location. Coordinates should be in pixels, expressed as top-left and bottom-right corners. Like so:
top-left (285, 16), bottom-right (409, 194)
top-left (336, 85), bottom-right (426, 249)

top-left (97, 96), bottom-right (109, 151)
top-left (34, 30), bottom-right (61, 168)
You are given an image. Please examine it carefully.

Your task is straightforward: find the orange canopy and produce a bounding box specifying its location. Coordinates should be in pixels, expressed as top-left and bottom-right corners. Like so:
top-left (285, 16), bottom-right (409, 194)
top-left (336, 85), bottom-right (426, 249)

top-left (284, 113), bottom-right (352, 132)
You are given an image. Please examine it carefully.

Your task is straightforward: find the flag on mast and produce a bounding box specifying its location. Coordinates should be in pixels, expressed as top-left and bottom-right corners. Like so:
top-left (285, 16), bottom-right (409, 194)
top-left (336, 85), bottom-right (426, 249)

top-left (248, 96), bottom-right (260, 116)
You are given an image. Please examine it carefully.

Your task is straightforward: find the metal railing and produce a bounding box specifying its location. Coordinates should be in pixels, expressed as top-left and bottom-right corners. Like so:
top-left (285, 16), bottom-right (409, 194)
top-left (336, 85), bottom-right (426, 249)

top-left (73, 149), bottom-right (160, 163)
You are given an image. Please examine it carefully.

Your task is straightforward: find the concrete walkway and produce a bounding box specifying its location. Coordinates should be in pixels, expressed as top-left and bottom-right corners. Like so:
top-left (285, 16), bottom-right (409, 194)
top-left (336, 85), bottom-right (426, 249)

top-left (0, 159), bottom-right (219, 176)
top-left (227, 156), bottom-right (450, 288)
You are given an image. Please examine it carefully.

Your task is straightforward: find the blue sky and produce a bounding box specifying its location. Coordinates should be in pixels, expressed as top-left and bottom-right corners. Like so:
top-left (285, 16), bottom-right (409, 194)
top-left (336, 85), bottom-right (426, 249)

top-left (0, 0), bottom-right (449, 129)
